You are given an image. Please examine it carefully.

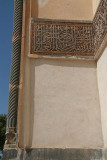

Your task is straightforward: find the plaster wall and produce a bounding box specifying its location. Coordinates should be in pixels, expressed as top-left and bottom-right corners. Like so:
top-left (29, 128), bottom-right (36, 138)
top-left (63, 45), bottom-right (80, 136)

top-left (23, 59), bottom-right (103, 148)
top-left (92, 0), bottom-right (100, 15)
top-left (34, 0), bottom-right (93, 20)
top-left (97, 47), bottom-right (107, 147)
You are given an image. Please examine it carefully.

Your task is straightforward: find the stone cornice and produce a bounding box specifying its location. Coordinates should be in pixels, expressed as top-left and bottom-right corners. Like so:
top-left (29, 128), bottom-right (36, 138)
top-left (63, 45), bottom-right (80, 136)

top-left (29, 0), bottom-right (107, 61)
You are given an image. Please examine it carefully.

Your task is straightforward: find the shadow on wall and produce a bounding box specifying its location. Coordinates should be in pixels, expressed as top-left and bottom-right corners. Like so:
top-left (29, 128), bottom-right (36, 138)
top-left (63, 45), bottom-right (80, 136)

top-left (31, 0), bottom-right (39, 18)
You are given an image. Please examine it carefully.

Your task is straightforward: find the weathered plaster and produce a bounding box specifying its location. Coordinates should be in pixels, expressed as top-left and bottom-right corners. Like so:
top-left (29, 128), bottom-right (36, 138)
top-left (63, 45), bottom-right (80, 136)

top-left (22, 59), bottom-right (103, 148)
top-left (38, 0), bottom-right (49, 8)
top-left (37, 0), bottom-right (93, 20)
top-left (97, 46), bottom-right (107, 147)
top-left (18, 0), bottom-right (39, 147)
top-left (18, 0), bottom-right (32, 147)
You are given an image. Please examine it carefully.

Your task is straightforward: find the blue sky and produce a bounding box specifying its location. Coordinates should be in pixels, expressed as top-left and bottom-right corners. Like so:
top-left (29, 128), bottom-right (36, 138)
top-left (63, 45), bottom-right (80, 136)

top-left (0, 1), bottom-right (14, 114)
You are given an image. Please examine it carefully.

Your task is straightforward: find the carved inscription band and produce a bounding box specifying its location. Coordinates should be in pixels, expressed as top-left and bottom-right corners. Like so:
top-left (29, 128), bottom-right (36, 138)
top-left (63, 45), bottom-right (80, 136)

top-left (31, 21), bottom-right (94, 57)
top-left (31, 0), bottom-right (107, 58)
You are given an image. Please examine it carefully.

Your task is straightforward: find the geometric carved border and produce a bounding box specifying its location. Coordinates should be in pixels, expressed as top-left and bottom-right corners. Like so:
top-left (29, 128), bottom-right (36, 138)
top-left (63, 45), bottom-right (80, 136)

top-left (30, 0), bottom-right (107, 59)
top-left (93, 0), bottom-right (107, 54)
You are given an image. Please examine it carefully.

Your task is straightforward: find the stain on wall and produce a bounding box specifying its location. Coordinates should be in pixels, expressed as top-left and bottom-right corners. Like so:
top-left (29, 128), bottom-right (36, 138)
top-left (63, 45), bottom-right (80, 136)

top-left (38, 0), bottom-right (49, 8)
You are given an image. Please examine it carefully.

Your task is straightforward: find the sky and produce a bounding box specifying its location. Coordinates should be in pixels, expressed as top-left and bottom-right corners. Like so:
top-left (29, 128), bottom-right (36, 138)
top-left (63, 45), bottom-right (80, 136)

top-left (0, 1), bottom-right (14, 114)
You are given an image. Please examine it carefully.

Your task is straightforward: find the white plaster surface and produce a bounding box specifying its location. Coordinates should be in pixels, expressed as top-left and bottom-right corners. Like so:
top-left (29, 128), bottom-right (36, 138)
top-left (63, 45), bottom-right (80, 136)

top-left (34, 0), bottom-right (93, 20)
top-left (97, 46), bottom-right (107, 147)
top-left (92, 0), bottom-right (100, 15)
top-left (23, 59), bottom-right (103, 148)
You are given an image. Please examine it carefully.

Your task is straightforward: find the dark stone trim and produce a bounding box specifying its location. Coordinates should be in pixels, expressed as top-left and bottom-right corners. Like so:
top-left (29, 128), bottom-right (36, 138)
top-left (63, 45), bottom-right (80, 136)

top-left (2, 149), bottom-right (24, 160)
top-left (2, 148), bottom-right (107, 160)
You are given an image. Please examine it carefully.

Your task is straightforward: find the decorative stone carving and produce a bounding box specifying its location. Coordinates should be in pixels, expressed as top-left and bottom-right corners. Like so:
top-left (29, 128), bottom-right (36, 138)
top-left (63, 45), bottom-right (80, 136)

top-left (5, 129), bottom-right (16, 145)
top-left (5, 0), bottom-right (23, 146)
top-left (30, 0), bottom-right (107, 58)
top-left (31, 21), bottom-right (94, 56)
top-left (93, 0), bottom-right (107, 53)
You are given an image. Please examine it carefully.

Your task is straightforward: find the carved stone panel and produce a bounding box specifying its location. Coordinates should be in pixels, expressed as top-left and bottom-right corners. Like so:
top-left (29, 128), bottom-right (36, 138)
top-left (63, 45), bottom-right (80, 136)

top-left (93, 0), bottom-right (107, 54)
top-left (31, 20), bottom-right (94, 57)
top-left (30, 0), bottom-right (107, 58)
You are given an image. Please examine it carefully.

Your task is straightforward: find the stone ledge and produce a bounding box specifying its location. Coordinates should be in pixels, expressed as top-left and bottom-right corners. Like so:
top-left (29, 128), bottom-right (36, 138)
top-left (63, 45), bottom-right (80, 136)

top-left (2, 148), bottom-right (107, 160)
